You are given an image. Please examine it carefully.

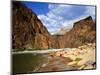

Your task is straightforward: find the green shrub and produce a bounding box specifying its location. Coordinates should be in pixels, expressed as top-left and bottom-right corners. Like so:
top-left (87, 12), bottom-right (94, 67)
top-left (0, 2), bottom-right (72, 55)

top-left (75, 58), bottom-right (82, 61)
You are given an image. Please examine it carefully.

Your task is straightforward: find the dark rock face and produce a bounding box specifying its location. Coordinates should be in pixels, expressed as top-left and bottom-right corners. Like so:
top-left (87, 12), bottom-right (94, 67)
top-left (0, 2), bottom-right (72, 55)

top-left (52, 16), bottom-right (96, 48)
top-left (12, 1), bottom-right (52, 49)
top-left (12, 1), bottom-right (96, 50)
top-left (63, 16), bottom-right (96, 48)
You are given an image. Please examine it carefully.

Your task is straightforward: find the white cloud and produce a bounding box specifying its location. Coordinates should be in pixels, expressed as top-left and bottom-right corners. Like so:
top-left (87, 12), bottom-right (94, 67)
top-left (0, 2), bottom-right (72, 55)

top-left (48, 4), bottom-right (72, 17)
top-left (38, 4), bottom-right (96, 34)
top-left (85, 6), bottom-right (96, 19)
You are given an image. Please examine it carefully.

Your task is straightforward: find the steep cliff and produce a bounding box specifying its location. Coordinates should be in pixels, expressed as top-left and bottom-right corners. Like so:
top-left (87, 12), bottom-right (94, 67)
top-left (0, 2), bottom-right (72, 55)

top-left (63, 16), bottom-right (96, 48)
top-left (12, 1), bottom-right (96, 50)
top-left (12, 1), bottom-right (56, 49)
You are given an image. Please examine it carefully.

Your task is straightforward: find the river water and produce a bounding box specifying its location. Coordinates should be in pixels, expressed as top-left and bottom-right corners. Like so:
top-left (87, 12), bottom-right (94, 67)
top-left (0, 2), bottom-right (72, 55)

top-left (12, 49), bottom-right (79, 74)
top-left (12, 52), bottom-right (50, 74)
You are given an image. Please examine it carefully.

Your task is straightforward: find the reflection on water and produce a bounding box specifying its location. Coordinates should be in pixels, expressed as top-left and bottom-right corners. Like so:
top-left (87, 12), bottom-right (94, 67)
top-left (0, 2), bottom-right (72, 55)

top-left (12, 52), bottom-right (49, 74)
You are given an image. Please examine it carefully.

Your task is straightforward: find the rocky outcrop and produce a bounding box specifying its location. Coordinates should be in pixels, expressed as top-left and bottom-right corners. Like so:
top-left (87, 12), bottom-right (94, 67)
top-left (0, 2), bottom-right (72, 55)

top-left (52, 27), bottom-right (71, 35)
top-left (12, 1), bottom-right (55, 49)
top-left (62, 16), bottom-right (96, 48)
top-left (53, 16), bottom-right (96, 48)
top-left (12, 1), bottom-right (96, 50)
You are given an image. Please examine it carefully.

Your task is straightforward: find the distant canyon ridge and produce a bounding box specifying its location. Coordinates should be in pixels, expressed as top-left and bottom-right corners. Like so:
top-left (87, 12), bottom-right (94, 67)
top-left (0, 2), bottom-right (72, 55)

top-left (12, 1), bottom-right (96, 50)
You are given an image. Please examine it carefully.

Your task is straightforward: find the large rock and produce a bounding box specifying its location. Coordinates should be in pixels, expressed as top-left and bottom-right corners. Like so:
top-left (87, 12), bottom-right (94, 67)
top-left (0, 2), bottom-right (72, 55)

top-left (12, 1), bottom-right (96, 50)
top-left (63, 16), bottom-right (96, 48)
top-left (12, 1), bottom-right (53, 49)
top-left (52, 16), bottom-right (96, 48)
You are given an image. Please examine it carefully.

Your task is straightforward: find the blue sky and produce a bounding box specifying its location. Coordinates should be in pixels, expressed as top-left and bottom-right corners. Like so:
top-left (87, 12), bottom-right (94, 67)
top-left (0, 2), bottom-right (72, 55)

top-left (24, 2), bottom-right (49, 15)
top-left (23, 2), bottom-right (96, 34)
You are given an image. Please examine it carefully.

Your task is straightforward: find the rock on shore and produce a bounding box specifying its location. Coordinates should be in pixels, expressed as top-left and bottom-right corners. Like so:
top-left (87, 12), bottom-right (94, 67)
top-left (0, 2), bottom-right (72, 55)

top-left (38, 43), bottom-right (96, 72)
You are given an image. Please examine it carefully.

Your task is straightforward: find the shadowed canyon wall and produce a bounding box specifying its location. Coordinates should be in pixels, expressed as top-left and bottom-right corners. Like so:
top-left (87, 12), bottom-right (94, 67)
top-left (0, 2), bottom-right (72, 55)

top-left (12, 1), bottom-right (96, 50)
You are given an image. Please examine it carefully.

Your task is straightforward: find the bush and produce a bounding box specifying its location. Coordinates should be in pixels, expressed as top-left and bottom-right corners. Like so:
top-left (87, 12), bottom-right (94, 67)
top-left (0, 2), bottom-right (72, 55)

top-left (75, 58), bottom-right (82, 61)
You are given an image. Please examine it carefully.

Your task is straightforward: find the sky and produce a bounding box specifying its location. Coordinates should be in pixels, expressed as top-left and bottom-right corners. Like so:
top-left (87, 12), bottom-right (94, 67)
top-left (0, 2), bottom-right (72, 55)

top-left (23, 2), bottom-right (96, 34)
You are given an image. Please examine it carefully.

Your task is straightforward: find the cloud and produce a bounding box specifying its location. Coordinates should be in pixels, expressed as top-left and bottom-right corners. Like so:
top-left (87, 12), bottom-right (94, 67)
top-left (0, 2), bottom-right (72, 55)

top-left (38, 4), bottom-right (95, 34)
top-left (85, 6), bottom-right (96, 19)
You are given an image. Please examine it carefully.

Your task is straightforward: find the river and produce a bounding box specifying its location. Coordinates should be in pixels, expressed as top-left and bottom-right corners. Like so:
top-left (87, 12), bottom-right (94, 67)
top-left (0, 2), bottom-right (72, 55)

top-left (12, 48), bottom-right (79, 74)
top-left (12, 49), bottom-right (66, 74)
